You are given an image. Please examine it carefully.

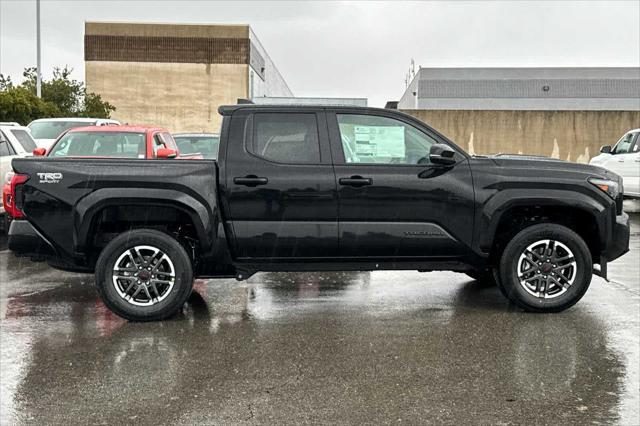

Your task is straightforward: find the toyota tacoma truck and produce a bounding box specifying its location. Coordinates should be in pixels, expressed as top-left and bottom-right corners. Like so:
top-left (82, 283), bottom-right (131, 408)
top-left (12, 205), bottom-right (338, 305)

top-left (6, 105), bottom-right (630, 321)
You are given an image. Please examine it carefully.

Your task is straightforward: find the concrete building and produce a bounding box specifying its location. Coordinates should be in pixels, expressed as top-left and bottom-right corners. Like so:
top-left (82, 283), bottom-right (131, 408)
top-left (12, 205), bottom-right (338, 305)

top-left (398, 67), bottom-right (640, 162)
top-left (85, 22), bottom-right (292, 132)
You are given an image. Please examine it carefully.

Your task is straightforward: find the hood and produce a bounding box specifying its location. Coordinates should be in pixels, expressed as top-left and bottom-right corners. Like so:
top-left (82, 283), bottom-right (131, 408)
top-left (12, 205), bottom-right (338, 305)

top-left (476, 153), bottom-right (622, 182)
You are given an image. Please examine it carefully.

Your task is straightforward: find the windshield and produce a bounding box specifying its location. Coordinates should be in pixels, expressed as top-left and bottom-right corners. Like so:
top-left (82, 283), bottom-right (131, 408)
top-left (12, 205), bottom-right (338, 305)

top-left (28, 121), bottom-right (93, 140)
top-left (49, 131), bottom-right (146, 158)
top-left (174, 135), bottom-right (220, 159)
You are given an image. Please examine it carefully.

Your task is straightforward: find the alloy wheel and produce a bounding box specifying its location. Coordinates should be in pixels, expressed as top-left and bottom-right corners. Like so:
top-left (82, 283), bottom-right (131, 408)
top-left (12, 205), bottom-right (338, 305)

top-left (517, 239), bottom-right (577, 299)
top-left (112, 245), bottom-right (176, 306)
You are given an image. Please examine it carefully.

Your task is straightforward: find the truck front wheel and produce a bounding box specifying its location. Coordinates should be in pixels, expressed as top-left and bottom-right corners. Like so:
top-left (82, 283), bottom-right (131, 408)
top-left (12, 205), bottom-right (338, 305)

top-left (95, 229), bottom-right (194, 321)
top-left (498, 223), bottom-right (592, 312)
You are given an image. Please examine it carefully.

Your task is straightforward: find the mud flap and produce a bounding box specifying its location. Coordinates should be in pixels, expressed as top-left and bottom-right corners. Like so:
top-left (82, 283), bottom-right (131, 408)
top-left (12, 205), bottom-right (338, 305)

top-left (593, 257), bottom-right (608, 281)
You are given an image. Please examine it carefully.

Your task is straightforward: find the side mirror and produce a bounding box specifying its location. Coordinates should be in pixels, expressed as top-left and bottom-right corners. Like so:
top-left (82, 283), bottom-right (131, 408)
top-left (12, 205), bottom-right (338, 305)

top-left (157, 148), bottom-right (177, 159)
top-left (33, 147), bottom-right (46, 156)
top-left (429, 144), bottom-right (457, 165)
top-left (600, 145), bottom-right (612, 154)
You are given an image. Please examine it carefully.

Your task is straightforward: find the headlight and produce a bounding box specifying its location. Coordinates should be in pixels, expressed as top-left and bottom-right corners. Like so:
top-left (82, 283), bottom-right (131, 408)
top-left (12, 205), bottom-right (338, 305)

top-left (588, 177), bottom-right (620, 199)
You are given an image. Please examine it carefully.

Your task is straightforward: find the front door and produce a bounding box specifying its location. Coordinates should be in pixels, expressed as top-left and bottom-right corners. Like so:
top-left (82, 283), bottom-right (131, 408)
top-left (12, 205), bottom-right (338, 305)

top-left (223, 109), bottom-right (338, 260)
top-left (327, 110), bottom-right (475, 259)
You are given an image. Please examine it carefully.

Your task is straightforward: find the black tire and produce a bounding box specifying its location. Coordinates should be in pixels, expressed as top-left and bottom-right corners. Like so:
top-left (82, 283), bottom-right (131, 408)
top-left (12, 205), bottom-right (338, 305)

top-left (95, 229), bottom-right (194, 321)
top-left (498, 223), bottom-right (592, 313)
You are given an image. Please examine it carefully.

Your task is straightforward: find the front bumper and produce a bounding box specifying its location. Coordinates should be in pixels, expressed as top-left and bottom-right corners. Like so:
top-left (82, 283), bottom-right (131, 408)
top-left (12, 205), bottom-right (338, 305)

top-left (603, 212), bottom-right (630, 262)
top-left (8, 220), bottom-right (57, 259)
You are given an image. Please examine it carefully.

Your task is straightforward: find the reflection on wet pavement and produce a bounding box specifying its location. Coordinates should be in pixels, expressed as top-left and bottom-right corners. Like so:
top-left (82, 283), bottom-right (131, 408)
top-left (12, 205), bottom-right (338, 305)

top-left (0, 216), bottom-right (638, 424)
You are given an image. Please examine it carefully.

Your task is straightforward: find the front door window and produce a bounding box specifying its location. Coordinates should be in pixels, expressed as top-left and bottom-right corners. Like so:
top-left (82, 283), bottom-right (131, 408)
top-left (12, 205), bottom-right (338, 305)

top-left (336, 114), bottom-right (436, 165)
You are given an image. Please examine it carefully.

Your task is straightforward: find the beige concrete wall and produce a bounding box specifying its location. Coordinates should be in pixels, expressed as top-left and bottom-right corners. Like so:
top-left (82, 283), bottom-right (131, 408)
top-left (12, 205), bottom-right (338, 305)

top-left (403, 110), bottom-right (640, 163)
top-left (86, 61), bottom-right (248, 133)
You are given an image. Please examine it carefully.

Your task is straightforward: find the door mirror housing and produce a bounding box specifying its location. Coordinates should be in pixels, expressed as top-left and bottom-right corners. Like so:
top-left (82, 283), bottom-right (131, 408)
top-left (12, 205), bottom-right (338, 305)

top-left (32, 147), bottom-right (46, 156)
top-left (600, 145), bottom-right (612, 154)
top-left (157, 148), bottom-right (177, 159)
top-left (429, 144), bottom-right (457, 165)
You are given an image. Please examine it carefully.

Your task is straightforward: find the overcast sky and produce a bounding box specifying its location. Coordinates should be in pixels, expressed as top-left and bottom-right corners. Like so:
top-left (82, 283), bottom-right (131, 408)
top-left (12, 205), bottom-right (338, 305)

top-left (1, 0), bottom-right (639, 107)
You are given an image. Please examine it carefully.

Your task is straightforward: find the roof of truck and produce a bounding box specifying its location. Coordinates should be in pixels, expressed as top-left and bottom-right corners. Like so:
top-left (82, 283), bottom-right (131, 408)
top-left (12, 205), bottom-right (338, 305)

top-left (218, 104), bottom-right (389, 116)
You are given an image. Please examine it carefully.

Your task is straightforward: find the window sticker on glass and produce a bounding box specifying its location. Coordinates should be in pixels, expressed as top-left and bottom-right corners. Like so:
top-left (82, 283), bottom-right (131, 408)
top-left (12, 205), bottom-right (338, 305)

top-left (354, 125), bottom-right (405, 158)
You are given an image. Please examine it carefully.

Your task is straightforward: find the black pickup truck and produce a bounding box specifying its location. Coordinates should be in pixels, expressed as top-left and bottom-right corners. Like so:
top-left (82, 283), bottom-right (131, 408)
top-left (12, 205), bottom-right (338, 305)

top-left (7, 105), bottom-right (630, 320)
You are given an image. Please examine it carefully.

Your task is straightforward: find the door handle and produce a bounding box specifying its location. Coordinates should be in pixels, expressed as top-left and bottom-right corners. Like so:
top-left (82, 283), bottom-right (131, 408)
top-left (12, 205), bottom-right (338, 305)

top-left (339, 176), bottom-right (373, 187)
top-left (233, 175), bottom-right (268, 187)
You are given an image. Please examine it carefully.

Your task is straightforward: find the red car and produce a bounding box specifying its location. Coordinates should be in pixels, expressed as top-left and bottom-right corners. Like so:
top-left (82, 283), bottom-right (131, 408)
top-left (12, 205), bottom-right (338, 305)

top-left (3, 125), bottom-right (200, 221)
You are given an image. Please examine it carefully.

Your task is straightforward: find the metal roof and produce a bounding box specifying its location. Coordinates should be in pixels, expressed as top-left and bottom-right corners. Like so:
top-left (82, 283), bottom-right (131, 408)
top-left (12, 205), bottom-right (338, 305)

top-left (399, 67), bottom-right (640, 111)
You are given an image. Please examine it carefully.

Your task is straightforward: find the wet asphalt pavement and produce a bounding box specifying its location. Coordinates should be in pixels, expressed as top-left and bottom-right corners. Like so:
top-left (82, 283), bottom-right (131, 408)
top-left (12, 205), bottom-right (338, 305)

top-left (0, 213), bottom-right (638, 425)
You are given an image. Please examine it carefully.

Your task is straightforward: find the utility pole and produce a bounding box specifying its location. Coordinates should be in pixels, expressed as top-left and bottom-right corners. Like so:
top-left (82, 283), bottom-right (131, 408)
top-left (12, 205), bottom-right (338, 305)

top-left (36, 0), bottom-right (41, 97)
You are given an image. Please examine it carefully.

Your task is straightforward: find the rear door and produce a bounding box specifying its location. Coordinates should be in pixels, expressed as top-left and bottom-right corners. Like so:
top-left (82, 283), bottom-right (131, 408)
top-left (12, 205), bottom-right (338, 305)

top-left (327, 110), bottom-right (475, 259)
top-left (222, 108), bottom-right (338, 260)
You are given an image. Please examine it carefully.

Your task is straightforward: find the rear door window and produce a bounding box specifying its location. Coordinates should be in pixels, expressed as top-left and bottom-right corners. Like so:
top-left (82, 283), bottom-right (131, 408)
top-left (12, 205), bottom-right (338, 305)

top-left (9, 129), bottom-right (37, 152)
top-left (250, 113), bottom-right (320, 164)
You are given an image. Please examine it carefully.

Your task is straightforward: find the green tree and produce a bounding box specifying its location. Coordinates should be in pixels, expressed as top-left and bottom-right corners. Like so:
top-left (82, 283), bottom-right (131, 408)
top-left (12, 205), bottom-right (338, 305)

top-left (0, 66), bottom-right (115, 124)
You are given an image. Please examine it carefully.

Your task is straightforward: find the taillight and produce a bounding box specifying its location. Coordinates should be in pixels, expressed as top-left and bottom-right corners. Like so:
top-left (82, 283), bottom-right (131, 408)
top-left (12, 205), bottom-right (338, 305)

top-left (3, 173), bottom-right (29, 218)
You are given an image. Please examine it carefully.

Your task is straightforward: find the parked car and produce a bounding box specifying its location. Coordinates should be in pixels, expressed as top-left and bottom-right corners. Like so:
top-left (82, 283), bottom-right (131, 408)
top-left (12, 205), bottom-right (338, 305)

top-left (38, 125), bottom-right (194, 160)
top-left (27, 117), bottom-right (120, 149)
top-left (7, 104), bottom-right (630, 320)
top-left (1, 125), bottom-right (37, 227)
top-left (173, 133), bottom-right (220, 159)
top-left (590, 129), bottom-right (640, 198)
top-left (0, 122), bottom-right (21, 127)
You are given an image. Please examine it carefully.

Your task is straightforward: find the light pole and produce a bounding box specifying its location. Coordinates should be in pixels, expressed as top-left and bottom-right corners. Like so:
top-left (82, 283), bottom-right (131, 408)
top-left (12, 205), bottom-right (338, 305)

top-left (36, 0), bottom-right (41, 97)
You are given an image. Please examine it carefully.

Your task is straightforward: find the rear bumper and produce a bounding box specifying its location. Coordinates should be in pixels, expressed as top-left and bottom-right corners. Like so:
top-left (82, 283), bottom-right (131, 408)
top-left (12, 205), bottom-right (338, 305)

top-left (603, 212), bottom-right (630, 262)
top-left (8, 220), bottom-right (57, 258)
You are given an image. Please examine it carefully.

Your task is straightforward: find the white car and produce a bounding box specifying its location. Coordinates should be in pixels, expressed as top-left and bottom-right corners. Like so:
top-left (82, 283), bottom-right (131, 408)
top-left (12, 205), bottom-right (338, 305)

top-left (27, 117), bottom-right (120, 149)
top-left (590, 129), bottom-right (640, 198)
top-left (0, 125), bottom-right (38, 216)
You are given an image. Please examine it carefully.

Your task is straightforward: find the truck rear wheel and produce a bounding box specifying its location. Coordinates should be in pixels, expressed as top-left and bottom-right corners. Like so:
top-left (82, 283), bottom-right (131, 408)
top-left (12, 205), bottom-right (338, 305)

top-left (95, 229), bottom-right (194, 321)
top-left (498, 223), bottom-right (592, 312)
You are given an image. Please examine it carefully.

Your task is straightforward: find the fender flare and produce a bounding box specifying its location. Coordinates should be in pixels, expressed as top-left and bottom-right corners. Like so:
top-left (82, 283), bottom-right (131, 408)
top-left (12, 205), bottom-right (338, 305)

top-left (477, 188), bottom-right (609, 254)
top-left (74, 188), bottom-right (216, 254)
